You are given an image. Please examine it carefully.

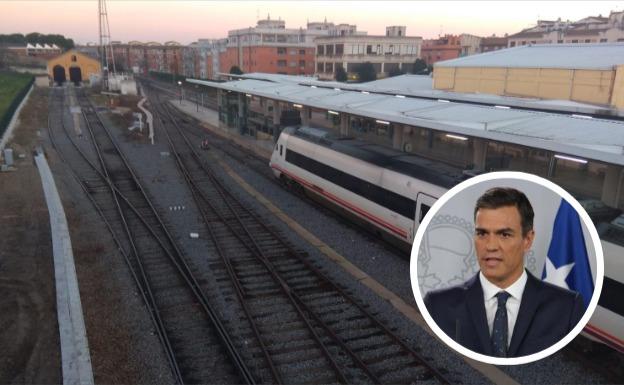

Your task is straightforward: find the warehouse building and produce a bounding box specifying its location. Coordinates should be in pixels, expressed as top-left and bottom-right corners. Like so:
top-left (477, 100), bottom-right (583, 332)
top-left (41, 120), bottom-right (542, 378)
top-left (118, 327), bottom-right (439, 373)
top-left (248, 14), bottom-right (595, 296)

top-left (432, 43), bottom-right (624, 109)
top-left (47, 50), bottom-right (101, 85)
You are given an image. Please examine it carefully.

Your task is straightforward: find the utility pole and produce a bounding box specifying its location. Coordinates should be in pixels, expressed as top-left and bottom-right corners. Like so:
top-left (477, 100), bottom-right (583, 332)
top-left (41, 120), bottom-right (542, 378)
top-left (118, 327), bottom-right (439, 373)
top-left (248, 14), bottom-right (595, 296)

top-left (98, 0), bottom-right (116, 90)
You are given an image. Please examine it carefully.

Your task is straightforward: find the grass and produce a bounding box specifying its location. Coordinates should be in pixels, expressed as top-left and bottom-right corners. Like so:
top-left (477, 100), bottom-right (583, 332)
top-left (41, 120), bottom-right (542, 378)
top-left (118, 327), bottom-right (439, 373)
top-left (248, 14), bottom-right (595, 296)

top-left (0, 71), bottom-right (33, 124)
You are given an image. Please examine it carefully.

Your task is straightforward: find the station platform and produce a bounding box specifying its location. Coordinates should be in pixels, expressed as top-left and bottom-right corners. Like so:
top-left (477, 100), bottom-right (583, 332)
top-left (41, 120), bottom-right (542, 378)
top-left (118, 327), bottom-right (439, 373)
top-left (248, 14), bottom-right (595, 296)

top-left (34, 150), bottom-right (94, 385)
top-left (168, 100), bottom-right (274, 160)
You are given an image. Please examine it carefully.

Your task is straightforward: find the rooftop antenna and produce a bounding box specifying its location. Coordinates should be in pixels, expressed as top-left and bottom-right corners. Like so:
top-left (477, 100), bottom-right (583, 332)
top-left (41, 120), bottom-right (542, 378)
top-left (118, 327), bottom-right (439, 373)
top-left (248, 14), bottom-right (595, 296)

top-left (98, 0), bottom-right (116, 89)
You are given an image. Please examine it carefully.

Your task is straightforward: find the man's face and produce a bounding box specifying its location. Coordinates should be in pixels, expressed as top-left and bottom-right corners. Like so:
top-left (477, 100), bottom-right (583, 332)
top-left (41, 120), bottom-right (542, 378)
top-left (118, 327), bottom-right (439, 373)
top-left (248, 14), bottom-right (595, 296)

top-left (474, 205), bottom-right (535, 288)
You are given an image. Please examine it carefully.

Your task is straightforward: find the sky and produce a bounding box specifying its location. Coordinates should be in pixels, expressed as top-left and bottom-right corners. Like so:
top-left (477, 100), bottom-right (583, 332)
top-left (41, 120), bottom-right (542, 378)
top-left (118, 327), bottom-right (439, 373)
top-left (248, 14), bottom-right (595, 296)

top-left (1, 1), bottom-right (623, 44)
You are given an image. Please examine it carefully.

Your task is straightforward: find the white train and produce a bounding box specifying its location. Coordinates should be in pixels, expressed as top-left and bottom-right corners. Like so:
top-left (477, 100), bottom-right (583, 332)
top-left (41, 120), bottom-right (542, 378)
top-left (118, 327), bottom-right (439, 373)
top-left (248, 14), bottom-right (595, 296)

top-left (269, 125), bottom-right (624, 356)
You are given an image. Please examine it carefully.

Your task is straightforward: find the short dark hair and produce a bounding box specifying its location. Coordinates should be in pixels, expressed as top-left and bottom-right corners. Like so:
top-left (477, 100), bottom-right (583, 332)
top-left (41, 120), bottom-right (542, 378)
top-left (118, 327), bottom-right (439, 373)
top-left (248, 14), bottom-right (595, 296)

top-left (474, 187), bottom-right (534, 236)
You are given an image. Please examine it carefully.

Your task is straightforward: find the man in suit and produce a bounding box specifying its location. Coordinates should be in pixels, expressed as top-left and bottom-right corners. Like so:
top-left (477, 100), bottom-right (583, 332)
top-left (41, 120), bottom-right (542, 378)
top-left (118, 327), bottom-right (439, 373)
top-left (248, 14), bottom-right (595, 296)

top-left (424, 187), bottom-right (584, 357)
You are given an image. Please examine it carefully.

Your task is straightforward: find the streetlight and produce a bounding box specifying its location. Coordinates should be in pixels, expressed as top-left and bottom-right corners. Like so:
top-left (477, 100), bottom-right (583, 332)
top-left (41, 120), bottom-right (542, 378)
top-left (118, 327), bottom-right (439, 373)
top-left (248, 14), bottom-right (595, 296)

top-left (178, 81), bottom-right (182, 105)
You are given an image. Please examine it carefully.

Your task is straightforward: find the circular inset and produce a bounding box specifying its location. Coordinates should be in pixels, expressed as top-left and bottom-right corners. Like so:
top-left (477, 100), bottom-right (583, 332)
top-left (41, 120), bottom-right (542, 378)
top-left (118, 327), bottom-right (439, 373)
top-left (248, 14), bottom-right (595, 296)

top-left (410, 171), bottom-right (604, 365)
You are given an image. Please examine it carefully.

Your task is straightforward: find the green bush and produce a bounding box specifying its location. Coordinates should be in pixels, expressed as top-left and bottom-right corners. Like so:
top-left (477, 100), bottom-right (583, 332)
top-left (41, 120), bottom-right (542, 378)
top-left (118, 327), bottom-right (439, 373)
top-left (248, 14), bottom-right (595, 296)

top-left (0, 71), bottom-right (34, 138)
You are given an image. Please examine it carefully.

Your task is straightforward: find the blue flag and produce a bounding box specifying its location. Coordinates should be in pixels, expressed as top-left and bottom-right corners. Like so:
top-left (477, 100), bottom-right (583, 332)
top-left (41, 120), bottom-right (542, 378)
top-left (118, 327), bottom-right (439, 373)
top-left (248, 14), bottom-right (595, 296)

top-left (542, 199), bottom-right (594, 309)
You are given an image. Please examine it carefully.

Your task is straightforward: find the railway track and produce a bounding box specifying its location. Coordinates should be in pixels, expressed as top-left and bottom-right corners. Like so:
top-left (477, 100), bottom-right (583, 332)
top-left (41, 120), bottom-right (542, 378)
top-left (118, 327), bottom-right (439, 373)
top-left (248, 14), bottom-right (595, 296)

top-left (46, 86), bottom-right (253, 384)
top-left (157, 90), bottom-right (410, 257)
top-left (146, 80), bottom-right (624, 384)
top-left (143, 86), bottom-right (457, 384)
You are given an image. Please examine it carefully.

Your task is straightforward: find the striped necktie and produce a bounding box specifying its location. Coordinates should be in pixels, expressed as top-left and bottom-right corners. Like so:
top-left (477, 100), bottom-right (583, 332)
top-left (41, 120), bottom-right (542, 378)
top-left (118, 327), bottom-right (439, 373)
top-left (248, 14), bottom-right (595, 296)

top-left (491, 291), bottom-right (511, 357)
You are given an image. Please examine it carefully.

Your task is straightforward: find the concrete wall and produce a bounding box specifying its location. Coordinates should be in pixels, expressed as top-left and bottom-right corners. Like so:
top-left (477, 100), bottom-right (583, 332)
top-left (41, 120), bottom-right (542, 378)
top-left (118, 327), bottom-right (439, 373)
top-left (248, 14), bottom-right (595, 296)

top-left (433, 65), bottom-right (617, 106)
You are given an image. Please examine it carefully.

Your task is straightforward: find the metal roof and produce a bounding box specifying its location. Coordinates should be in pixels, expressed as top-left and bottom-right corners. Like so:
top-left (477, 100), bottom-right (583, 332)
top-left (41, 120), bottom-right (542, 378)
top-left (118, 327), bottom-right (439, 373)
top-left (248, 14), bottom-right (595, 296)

top-left (189, 77), bottom-right (624, 166)
top-left (435, 43), bottom-right (624, 70)
top-left (225, 72), bottom-right (615, 116)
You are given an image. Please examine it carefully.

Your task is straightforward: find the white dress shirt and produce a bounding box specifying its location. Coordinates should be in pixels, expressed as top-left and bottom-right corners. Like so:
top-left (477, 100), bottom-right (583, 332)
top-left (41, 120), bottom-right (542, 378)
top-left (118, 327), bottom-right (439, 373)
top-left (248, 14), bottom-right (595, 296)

top-left (479, 270), bottom-right (528, 346)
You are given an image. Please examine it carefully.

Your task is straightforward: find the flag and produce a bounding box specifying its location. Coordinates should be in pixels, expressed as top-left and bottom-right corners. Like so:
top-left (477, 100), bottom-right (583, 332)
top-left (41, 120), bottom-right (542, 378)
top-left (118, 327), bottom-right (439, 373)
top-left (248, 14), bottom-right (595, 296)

top-left (542, 199), bottom-right (594, 309)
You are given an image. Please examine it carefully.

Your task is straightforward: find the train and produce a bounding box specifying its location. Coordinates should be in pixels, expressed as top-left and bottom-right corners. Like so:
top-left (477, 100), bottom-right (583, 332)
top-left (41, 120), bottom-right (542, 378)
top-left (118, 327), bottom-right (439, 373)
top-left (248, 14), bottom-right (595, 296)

top-left (269, 125), bottom-right (624, 356)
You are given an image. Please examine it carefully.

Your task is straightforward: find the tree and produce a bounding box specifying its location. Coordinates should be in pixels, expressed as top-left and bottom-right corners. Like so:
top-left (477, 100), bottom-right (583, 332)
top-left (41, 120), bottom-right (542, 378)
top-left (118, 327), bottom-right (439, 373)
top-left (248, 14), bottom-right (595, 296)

top-left (412, 58), bottom-right (428, 74)
top-left (355, 62), bottom-right (376, 82)
top-left (1, 32), bottom-right (74, 50)
top-left (229, 65), bottom-right (243, 75)
top-left (335, 65), bottom-right (347, 82)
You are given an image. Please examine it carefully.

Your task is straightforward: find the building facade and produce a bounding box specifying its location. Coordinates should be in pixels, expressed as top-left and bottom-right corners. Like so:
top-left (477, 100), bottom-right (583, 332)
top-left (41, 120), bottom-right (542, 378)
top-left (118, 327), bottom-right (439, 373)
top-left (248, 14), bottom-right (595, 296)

top-left (459, 34), bottom-right (482, 57)
top-left (479, 36), bottom-right (509, 52)
top-left (212, 17), bottom-right (331, 77)
top-left (315, 26), bottom-right (422, 80)
top-left (111, 41), bottom-right (183, 75)
top-left (47, 50), bottom-right (101, 85)
top-left (508, 11), bottom-right (624, 47)
top-left (421, 34), bottom-right (462, 65)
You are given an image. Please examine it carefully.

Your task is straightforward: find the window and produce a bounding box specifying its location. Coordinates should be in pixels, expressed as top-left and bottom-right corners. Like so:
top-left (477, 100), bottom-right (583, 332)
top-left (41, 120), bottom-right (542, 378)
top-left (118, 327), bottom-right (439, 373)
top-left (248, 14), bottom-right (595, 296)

top-left (289, 61), bottom-right (297, 67)
top-left (299, 60), bottom-right (305, 67)
top-left (366, 45), bottom-right (373, 54)
top-left (317, 45), bottom-right (324, 55)
top-left (280, 145), bottom-right (283, 156)
top-left (335, 44), bottom-right (344, 55)
top-left (557, 40), bottom-right (563, 43)
top-left (585, 39), bottom-right (591, 43)
top-left (285, 149), bottom-right (416, 219)
top-left (572, 39), bottom-right (579, 43)
top-left (419, 204), bottom-right (430, 223)
top-left (325, 62), bottom-right (334, 73)
top-left (299, 49), bottom-right (305, 55)
top-left (510, 41), bottom-right (516, 47)
top-left (486, 142), bottom-right (549, 177)
top-left (326, 44), bottom-right (334, 56)
top-left (317, 62), bottom-right (324, 72)
top-left (277, 60), bottom-right (287, 67)
top-left (600, 38), bottom-right (608, 43)
top-left (277, 47), bottom-right (286, 55)
top-left (289, 49), bottom-right (297, 55)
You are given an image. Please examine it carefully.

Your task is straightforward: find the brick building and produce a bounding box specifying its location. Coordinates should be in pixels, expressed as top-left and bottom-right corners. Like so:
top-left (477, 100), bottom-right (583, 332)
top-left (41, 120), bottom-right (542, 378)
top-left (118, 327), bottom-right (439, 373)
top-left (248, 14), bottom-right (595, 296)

top-left (421, 34), bottom-right (462, 65)
top-left (212, 16), bottom-right (327, 77)
top-left (112, 41), bottom-right (182, 75)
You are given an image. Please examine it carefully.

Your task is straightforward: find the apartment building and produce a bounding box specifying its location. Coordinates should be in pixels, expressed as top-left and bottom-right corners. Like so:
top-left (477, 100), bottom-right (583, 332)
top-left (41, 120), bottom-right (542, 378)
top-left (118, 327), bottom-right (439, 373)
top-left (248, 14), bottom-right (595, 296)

top-left (315, 26), bottom-right (422, 80)
top-left (421, 34), bottom-right (462, 65)
top-left (479, 35), bottom-right (509, 52)
top-left (214, 16), bottom-right (332, 77)
top-left (508, 10), bottom-right (624, 47)
top-left (112, 41), bottom-right (182, 75)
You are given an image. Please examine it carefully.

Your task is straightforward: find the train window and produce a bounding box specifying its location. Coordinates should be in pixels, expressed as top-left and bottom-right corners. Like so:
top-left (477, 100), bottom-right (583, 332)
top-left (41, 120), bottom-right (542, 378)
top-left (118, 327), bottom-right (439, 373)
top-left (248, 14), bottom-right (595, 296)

top-left (285, 148), bottom-right (416, 218)
top-left (419, 204), bottom-right (431, 223)
top-left (551, 158), bottom-right (606, 201)
top-left (280, 145), bottom-right (283, 156)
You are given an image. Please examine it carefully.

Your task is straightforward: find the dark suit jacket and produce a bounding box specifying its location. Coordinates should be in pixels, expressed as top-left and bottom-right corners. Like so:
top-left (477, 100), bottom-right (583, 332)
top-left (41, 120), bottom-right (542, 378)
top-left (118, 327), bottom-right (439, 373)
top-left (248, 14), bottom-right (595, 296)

top-left (424, 270), bottom-right (584, 357)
